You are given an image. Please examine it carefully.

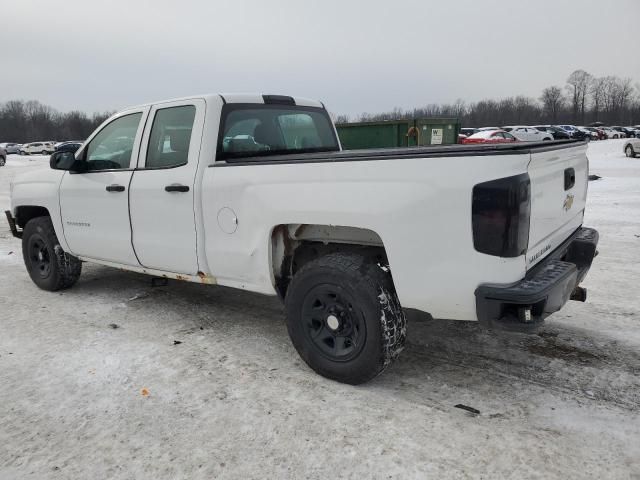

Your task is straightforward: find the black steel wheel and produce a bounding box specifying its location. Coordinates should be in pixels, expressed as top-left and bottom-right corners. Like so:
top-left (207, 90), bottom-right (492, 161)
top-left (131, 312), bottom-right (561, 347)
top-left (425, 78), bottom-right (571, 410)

top-left (22, 216), bottom-right (82, 291)
top-left (27, 233), bottom-right (52, 280)
top-left (301, 283), bottom-right (366, 362)
top-left (285, 252), bottom-right (406, 384)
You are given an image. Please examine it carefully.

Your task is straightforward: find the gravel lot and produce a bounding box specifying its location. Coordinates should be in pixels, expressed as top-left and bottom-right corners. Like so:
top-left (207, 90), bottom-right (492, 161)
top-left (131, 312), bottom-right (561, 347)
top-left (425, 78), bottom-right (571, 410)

top-left (1, 140), bottom-right (639, 479)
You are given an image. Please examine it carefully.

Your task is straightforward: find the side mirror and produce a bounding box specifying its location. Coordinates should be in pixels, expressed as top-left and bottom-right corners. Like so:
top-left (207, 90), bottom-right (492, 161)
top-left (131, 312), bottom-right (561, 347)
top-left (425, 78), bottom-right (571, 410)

top-left (50, 151), bottom-right (76, 170)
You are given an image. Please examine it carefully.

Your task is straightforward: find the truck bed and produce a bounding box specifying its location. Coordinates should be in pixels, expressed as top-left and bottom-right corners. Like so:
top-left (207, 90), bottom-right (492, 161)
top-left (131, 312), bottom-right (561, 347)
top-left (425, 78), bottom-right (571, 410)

top-left (217, 140), bottom-right (586, 165)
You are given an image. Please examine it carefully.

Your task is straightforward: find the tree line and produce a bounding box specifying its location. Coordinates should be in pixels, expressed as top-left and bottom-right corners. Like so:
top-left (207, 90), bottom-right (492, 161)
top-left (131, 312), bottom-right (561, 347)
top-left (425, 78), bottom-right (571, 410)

top-left (0, 100), bottom-right (113, 143)
top-left (336, 70), bottom-right (640, 127)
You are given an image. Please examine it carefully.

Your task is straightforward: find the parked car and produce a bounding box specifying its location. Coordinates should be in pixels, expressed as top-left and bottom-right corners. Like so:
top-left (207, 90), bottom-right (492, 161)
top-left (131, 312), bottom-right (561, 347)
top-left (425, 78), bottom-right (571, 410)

top-left (6, 93), bottom-right (598, 385)
top-left (624, 137), bottom-right (640, 158)
top-left (0, 146), bottom-right (6, 166)
top-left (584, 127), bottom-right (606, 140)
top-left (54, 141), bottom-right (84, 153)
top-left (558, 125), bottom-right (579, 137)
top-left (620, 127), bottom-right (637, 138)
top-left (461, 129), bottom-right (518, 144)
top-left (0, 142), bottom-right (22, 154)
top-left (624, 127), bottom-right (640, 138)
top-left (19, 142), bottom-right (55, 155)
top-left (503, 126), bottom-right (553, 142)
top-left (576, 127), bottom-right (597, 141)
top-left (532, 125), bottom-right (569, 140)
top-left (611, 127), bottom-right (632, 138)
top-left (599, 127), bottom-right (619, 139)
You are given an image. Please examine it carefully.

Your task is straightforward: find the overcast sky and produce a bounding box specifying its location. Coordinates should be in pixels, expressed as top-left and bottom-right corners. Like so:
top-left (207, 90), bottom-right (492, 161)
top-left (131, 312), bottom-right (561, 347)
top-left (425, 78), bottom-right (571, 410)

top-left (1, 0), bottom-right (638, 117)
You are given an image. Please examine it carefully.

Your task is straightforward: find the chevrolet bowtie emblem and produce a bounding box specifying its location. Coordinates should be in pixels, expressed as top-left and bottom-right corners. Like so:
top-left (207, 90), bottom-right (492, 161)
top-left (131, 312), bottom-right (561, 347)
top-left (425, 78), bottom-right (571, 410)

top-left (563, 194), bottom-right (574, 211)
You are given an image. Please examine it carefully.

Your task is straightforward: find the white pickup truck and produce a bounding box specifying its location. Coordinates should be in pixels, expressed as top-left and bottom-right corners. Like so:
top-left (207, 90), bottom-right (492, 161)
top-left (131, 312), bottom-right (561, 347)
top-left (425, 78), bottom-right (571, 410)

top-left (6, 93), bottom-right (599, 384)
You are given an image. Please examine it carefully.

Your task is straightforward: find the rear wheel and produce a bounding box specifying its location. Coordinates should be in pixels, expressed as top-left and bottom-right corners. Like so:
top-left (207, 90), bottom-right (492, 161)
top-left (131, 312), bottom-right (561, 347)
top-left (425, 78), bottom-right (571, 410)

top-left (22, 216), bottom-right (82, 291)
top-left (285, 252), bottom-right (406, 384)
top-left (626, 145), bottom-right (636, 158)
top-left (0, 156), bottom-right (5, 166)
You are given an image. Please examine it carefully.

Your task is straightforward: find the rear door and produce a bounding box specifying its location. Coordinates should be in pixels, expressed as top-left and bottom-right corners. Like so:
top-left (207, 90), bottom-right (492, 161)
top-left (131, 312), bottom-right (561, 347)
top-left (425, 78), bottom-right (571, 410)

top-left (128, 99), bottom-right (205, 274)
top-left (526, 143), bottom-right (588, 268)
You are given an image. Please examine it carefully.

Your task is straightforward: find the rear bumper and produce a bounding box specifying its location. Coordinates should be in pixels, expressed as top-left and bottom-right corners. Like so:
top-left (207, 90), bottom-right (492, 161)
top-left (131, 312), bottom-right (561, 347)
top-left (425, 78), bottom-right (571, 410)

top-left (475, 227), bottom-right (598, 329)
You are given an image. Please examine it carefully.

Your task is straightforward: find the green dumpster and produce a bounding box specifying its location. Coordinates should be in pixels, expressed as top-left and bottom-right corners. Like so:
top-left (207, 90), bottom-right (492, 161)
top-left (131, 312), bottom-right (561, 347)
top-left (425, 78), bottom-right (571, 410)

top-left (336, 118), bottom-right (460, 150)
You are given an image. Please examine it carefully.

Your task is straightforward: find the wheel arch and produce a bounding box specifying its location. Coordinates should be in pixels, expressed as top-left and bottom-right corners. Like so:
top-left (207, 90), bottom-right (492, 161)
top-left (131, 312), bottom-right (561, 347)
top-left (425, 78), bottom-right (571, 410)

top-left (14, 205), bottom-right (51, 228)
top-left (270, 223), bottom-right (392, 299)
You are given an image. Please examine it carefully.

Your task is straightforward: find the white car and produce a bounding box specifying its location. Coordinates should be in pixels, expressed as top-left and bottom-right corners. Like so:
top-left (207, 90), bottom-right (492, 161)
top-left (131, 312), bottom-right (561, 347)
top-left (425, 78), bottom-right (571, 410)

top-left (624, 137), bottom-right (640, 158)
top-left (504, 126), bottom-right (553, 142)
top-left (599, 128), bottom-right (619, 139)
top-left (0, 142), bottom-right (22, 154)
top-left (6, 93), bottom-right (599, 384)
top-left (19, 142), bottom-right (55, 155)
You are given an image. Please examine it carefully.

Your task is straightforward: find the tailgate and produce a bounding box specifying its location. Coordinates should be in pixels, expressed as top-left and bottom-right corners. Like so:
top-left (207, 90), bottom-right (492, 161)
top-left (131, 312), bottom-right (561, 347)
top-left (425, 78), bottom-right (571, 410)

top-left (526, 143), bottom-right (588, 268)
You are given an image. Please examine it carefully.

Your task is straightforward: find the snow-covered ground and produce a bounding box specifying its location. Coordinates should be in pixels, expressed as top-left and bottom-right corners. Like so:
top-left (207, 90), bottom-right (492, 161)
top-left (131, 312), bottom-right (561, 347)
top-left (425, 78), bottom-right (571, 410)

top-left (0, 141), bottom-right (639, 479)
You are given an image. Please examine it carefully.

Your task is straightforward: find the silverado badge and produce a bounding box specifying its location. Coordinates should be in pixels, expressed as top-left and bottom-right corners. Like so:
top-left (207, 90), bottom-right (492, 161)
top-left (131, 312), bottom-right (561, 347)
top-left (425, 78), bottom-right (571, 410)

top-left (563, 194), bottom-right (574, 212)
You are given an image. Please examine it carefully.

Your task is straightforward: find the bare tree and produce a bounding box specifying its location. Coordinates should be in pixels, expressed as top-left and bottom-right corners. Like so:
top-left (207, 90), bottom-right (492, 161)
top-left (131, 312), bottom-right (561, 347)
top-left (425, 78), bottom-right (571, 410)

top-left (0, 100), bottom-right (113, 143)
top-left (331, 70), bottom-right (637, 127)
top-left (540, 86), bottom-right (565, 123)
top-left (566, 70), bottom-right (592, 124)
top-left (590, 77), bottom-right (607, 122)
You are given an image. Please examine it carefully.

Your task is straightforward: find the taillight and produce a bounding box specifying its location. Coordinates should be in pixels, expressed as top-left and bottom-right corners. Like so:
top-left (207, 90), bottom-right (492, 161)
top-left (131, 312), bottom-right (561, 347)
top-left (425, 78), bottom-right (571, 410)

top-left (472, 173), bottom-right (531, 257)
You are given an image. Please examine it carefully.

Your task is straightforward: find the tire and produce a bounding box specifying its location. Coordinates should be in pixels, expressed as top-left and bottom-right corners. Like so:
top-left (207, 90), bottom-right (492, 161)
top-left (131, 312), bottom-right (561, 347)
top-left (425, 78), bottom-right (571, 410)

top-left (40, 150), bottom-right (47, 155)
top-left (0, 156), bottom-right (5, 166)
top-left (626, 145), bottom-right (636, 158)
top-left (22, 216), bottom-right (82, 291)
top-left (285, 252), bottom-right (406, 384)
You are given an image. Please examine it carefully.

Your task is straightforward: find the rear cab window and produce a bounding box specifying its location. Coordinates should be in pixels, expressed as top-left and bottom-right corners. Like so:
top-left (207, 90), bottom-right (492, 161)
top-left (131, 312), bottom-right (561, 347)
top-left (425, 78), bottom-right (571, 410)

top-left (216, 104), bottom-right (339, 162)
top-left (145, 105), bottom-right (196, 169)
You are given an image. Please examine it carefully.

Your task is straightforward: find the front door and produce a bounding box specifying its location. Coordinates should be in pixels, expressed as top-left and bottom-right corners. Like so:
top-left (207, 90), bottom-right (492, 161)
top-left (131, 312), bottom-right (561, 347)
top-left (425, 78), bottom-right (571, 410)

top-left (128, 100), bottom-right (205, 274)
top-left (59, 109), bottom-right (148, 265)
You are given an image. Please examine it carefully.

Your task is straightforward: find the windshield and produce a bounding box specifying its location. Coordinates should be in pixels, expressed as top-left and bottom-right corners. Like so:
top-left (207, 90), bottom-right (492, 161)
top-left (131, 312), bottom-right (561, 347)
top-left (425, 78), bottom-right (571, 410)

top-left (217, 105), bottom-right (339, 161)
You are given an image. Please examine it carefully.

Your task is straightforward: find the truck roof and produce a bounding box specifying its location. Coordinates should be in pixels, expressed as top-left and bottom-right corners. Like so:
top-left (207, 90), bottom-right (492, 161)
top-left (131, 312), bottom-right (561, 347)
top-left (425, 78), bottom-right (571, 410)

top-left (126, 93), bottom-right (324, 110)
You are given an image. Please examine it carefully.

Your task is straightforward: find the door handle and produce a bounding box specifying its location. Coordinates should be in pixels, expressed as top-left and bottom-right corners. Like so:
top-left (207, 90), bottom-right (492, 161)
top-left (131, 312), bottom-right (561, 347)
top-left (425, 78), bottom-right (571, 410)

top-left (165, 184), bottom-right (190, 193)
top-left (106, 184), bottom-right (125, 192)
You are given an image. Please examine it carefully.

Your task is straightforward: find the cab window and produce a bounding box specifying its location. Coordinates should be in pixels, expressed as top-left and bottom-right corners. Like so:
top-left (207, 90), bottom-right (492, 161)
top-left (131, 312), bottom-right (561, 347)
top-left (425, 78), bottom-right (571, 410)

top-left (84, 113), bottom-right (142, 171)
top-left (218, 105), bottom-right (339, 161)
top-left (145, 105), bottom-right (196, 169)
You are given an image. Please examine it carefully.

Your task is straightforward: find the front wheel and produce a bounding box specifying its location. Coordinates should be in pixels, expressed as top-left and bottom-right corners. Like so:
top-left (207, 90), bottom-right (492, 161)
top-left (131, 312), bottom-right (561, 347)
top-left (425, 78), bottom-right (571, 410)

top-left (22, 216), bottom-right (82, 291)
top-left (0, 156), bottom-right (5, 166)
top-left (626, 145), bottom-right (636, 158)
top-left (285, 252), bottom-right (406, 384)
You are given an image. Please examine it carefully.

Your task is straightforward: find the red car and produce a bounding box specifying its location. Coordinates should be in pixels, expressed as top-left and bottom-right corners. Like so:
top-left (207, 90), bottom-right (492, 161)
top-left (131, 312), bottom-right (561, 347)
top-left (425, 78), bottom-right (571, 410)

top-left (462, 129), bottom-right (518, 144)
